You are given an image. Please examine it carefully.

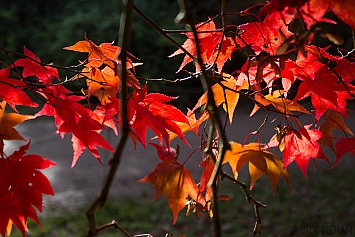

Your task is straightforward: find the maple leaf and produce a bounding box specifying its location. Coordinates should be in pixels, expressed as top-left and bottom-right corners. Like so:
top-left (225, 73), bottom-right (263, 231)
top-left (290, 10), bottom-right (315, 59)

top-left (266, 125), bottom-right (329, 178)
top-left (64, 40), bottom-right (117, 69)
top-left (149, 142), bottom-right (177, 162)
top-left (293, 65), bottom-right (355, 120)
top-left (193, 74), bottom-right (248, 123)
top-left (169, 19), bottom-right (237, 72)
top-left (0, 141), bottom-right (56, 220)
top-left (138, 159), bottom-right (201, 224)
top-left (319, 110), bottom-right (353, 152)
top-left (0, 68), bottom-right (38, 111)
top-left (0, 101), bottom-right (33, 157)
top-left (198, 155), bottom-right (215, 202)
top-left (0, 191), bottom-right (41, 237)
top-left (259, 0), bottom-right (333, 29)
top-left (329, 0), bottom-right (355, 29)
top-left (285, 46), bottom-right (324, 79)
top-left (59, 116), bottom-right (114, 167)
top-left (223, 142), bottom-right (289, 194)
top-left (81, 66), bottom-right (119, 102)
top-left (14, 46), bottom-right (59, 84)
top-left (128, 85), bottom-right (190, 148)
top-left (64, 39), bottom-right (142, 101)
top-left (258, 0), bottom-right (309, 16)
top-left (332, 137), bottom-right (355, 167)
top-left (250, 90), bottom-right (309, 116)
top-left (64, 39), bottom-right (142, 74)
top-left (90, 106), bottom-right (118, 136)
top-left (236, 59), bottom-right (277, 90)
top-left (35, 86), bottom-right (114, 166)
top-left (237, 12), bottom-right (294, 55)
top-left (0, 101), bottom-right (33, 142)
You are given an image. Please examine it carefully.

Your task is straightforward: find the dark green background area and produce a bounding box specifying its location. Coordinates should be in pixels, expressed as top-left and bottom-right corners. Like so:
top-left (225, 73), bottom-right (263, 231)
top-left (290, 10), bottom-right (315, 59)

top-left (0, 0), bottom-right (260, 110)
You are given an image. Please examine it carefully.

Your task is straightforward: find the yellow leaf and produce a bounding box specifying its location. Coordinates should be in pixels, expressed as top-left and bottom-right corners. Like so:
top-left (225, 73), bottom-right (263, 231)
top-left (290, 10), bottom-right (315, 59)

top-left (0, 101), bottom-right (33, 141)
top-left (251, 90), bottom-right (309, 116)
top-left (319, 110), bottom-right (354, 152)
top-left (223, 142), bottom-right (289, 194)
top-left (193, 74), bottom-right (248, 123)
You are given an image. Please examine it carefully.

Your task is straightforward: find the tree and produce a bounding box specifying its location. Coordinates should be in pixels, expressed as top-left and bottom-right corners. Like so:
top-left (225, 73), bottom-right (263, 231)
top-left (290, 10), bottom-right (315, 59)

top-left (1, 0), bottom-right (355, 236)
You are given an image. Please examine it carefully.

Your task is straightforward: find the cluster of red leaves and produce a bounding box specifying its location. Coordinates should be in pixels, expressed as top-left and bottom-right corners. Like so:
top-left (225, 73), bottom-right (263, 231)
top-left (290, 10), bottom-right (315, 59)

top-left (259, 0), bottom-right (355, 29)
top-left (0, 101), bottom-right (55, 236)
top-left (166, 0), bottom-right (355, 205)
top-left (0, 35), bottom-right (192, 235)
top-left (1, 0), bottom-right (355, 234)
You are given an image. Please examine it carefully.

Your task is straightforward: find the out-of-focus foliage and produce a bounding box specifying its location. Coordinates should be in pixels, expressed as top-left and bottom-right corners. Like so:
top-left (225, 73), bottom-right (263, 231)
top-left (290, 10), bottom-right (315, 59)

top-left (0, 0), bottom-right (181, 77)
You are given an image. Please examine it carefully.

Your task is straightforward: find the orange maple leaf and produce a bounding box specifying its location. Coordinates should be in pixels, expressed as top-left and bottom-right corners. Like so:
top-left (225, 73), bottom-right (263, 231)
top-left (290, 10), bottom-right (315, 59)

top-left (0, 101), bottom-right (33, 156)
top-left (64, 38), bottom-right (141, 99)
top-left (319, 110), bottom-right (354, 152)
top-left (139, 160), bottom-right (202, 224)
top-left (193, 74), bottom-right (248, 123)
top-left (250, 90), bottom-right (309, 116)
top-left (223, 142), bottom-right (289, 194)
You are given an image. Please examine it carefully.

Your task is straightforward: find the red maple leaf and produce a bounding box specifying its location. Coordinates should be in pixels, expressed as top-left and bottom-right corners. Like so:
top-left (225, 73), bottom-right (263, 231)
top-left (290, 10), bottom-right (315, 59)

top-left (292, 65), bottom-right (355, 120)
top-left (0, 191), bottom-right (41, 237)
top-left (329, 0), bottom-right (355, 30)
top-left (149, 142), bottom-right (177, 162)
top-left (332, 137), bottom-right (355, 167)
top-left (35, 85), bottom-right (90, 131)
top-left (0, 68), bottom-right (38, 111)
top-left (259, 0), bottom-right (309, 16)
top-left (267, 125), bottom-right (328, 178)
top-left (237, 12), bottom-right (294, 55)
top-left (59, 116), bottom-right (114, 167)
top-left (14, 46), bottom-right (59, 84)
top-left (0, 141), bottom-right (56, 218)
top-left (128, 85), bottom-right (190, 148)
top-left (169, 19), bottom-right (237, 72)
top-left (259, 0), bottom-right (334, 29)
top-left (35, 85), bottom-right (114, 166)
top-left (198, 155), bottom-right (215, 202)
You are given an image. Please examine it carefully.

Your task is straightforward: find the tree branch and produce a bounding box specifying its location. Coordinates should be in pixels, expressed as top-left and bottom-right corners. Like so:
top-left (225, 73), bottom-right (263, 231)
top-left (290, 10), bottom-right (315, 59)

top-left (85, 0), bottom-right (133, 236)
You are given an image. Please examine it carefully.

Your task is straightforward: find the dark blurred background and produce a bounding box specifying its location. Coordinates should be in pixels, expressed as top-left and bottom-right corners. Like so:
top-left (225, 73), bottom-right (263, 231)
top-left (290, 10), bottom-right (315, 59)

top-left (0, 0), bottom-right (266, 110)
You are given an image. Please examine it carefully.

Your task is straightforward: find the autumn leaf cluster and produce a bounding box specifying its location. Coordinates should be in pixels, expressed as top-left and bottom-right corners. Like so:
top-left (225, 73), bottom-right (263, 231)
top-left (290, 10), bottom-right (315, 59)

top-left (1, 0), bottom-right (355, 236)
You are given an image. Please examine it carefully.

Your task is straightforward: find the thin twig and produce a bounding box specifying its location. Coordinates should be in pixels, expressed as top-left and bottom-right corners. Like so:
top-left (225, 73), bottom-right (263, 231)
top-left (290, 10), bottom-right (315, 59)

top-left (132, 4), bottom-right (194, 60)
top-left (221, 172), bottom-right (266, 236)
